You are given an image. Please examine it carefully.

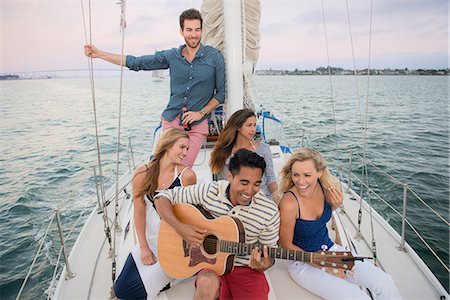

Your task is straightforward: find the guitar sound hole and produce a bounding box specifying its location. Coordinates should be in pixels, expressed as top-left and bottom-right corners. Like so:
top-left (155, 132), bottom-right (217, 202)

top-left (203, 235), bottom-right (218, 255)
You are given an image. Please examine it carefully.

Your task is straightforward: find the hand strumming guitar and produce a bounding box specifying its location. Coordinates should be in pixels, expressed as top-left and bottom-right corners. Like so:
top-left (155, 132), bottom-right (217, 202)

top-left (155, 196), bottom-right (207, 249)
top-left (177, 224), bottom-right (207, 248)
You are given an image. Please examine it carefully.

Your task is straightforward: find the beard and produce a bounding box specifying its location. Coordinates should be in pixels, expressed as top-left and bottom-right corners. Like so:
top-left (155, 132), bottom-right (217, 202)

top-left (185, 37), bottom-right (200, 49)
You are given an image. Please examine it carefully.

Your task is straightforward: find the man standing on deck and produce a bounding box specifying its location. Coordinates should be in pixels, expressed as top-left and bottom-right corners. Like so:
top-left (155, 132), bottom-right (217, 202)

top-left (154, 149), bottom-right (280, 300)
top-left (84, 8), bottom-right (225, 168)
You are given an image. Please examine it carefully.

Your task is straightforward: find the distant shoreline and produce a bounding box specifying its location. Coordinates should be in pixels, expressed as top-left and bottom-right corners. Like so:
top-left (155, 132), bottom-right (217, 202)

top-left (256, 67), bottom-right (449, 76)
top-left (1, 67), bottom-right (448, 80)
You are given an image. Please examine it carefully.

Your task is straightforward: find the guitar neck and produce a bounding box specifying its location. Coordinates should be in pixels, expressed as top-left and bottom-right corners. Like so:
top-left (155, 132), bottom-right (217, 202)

top-left (219, 240), bottom-right (313, 262)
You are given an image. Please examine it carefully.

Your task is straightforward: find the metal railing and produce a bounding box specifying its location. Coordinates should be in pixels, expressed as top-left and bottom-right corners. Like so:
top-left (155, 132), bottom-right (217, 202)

top-left (340, 150), bottom-right (449, 274)
top-left (16, 208), bottom-right (85, 300)
top-left (125, 137), bottom-right (136, 173)
top-left (16, 136), bottom-right (138, 299)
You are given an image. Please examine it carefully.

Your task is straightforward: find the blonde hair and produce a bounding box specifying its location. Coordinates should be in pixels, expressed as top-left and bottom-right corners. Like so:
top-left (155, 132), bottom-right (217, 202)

top-left (279, 148), bottom-right (340, 193)
top-left (209, 109), bottom-right (256, 174)
top-left (134, 128), bottom-right (189, 198)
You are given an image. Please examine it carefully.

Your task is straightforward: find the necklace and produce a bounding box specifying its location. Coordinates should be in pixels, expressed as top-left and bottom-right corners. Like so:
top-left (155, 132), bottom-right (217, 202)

top-left (234, 139), bottom-right (257, 153)
top-left (159, 175), bottom-right (171, 188)
top-left (159, 167), bottom-right (176, 189)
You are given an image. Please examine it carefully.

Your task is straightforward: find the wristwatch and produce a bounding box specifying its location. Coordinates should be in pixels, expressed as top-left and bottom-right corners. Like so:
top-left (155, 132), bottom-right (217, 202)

top-left (200, 108), bottom-right (208, 116)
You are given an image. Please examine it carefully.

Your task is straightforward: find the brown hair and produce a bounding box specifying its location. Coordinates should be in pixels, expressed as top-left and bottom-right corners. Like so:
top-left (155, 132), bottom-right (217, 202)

top-left (279, 148), bottom-right (340, 193)
top-left (134, 128), bottom-right (189, 199)
top-left (209, 109), bottom-right (256, 174)
top-left (179, 8), bottom-right (203, 30)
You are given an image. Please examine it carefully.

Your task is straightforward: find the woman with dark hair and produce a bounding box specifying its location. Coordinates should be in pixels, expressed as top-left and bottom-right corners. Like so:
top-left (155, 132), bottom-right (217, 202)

top-left (114, 128), bottom-right (196, 300)
top-left (278, 148), bottom-right (402, 299)
top-left (209, 109), bottom-right (280, 203)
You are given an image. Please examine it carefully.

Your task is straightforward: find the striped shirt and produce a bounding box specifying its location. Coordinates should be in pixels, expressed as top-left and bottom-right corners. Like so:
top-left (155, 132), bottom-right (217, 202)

top-left (154, 180), bottom-right (280, 266)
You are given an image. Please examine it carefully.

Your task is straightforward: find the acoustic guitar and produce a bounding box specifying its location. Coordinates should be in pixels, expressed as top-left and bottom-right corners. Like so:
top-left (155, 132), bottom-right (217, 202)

top-left (158, 203), bottom-right (355, 279)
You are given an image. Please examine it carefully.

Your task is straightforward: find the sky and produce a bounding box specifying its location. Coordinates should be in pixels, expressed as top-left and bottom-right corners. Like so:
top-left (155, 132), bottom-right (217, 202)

top-left (1, 0), bottom-right (448, 73)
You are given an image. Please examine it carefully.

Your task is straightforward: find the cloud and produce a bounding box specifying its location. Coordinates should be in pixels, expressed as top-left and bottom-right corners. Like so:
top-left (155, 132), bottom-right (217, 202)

top-left (257, 0), bottom-right (448, 69)
top-left (1, 0), bottom-right (448, 72)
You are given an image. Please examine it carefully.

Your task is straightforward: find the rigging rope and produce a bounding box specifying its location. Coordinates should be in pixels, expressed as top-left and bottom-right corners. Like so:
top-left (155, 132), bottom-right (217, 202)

top-left (356, 0), bottom-right (377, 263)
top-left (321, 0), bottom-right (378, 262)
top-left (343, 0), bottom-right (365, 237)
top-left (88, 237), bottom-right (109, 300)
top-left (112, 0), bottom-right (128, 283)
top-left (80, 0), bottom-right (113, 256)
top-left (319, 0), bottom-right (346, 207)
top-left (343, 0), bottom-right (377, 262)
top-left (345, 0), bottom-right (364, 125)
top-left (81, 0), bottom-right (106, 205)
top-left (320, 0), bottom-right (339, 157)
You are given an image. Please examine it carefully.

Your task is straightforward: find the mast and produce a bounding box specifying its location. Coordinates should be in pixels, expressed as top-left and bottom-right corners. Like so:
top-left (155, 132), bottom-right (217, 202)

top-left (223, 0), bottom-right (244, 118)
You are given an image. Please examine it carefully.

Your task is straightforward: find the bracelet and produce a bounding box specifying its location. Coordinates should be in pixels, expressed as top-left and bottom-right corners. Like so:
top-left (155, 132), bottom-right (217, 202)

top-left (200, 108), bottom-right (208, 116)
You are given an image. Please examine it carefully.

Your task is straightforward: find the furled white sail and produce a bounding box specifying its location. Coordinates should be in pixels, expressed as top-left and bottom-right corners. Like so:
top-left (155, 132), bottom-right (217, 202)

top-left (201, 0), bottom-right (260, 113)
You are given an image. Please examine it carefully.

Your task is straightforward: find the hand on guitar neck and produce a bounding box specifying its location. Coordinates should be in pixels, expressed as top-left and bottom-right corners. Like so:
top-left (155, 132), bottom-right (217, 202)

top-left (249, 245), bottom-right (274, 272)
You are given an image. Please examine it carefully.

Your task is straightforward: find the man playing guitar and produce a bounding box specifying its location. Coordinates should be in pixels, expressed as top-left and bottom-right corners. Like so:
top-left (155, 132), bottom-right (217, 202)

top-left (155, 148), bottom-right (279, 300)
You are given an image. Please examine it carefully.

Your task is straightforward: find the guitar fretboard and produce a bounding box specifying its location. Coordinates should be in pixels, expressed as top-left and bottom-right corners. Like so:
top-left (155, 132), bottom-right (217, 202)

top-left (218, 240), bottom-right (313, 262)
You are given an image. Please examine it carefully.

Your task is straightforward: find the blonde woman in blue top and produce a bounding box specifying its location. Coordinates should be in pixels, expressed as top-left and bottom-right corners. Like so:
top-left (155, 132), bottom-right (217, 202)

top-left (278, 148), bottom-right (402, 299)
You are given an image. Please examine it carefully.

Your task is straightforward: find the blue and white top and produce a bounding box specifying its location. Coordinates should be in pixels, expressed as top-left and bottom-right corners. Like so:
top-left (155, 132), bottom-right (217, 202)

top-left (289, 191), bottom-right (334, 252)
top-left (126, 44), bottom-right (225, 126)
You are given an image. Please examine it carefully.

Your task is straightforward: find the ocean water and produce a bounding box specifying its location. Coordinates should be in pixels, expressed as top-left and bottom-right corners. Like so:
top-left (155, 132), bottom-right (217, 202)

top-left (0, 75), bottom-right (448, 298)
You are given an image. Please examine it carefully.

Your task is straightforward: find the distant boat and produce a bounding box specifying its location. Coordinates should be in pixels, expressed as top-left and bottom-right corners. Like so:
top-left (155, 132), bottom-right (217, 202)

top-left (152, 70), bottom-right (164, 82)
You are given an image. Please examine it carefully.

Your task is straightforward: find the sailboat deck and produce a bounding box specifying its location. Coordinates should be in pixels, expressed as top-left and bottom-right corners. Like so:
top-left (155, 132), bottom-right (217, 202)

top-left (53, 146), bottom-right (447, 299)
top-left (337, 186), bottom-right (445, 299)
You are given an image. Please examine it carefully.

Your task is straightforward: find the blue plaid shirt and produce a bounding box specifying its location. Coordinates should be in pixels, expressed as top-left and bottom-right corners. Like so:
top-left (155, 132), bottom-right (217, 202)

top-left (126, 44), bottom-right (225, 125)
